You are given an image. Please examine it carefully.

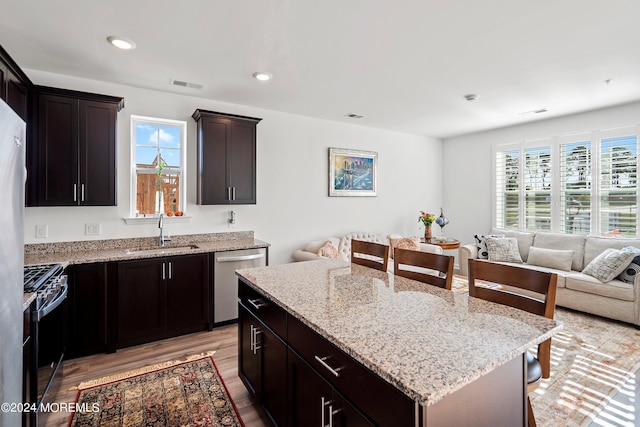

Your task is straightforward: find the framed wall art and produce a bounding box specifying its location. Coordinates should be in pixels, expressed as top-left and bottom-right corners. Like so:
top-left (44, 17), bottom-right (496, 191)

top-left (329, 148), bottom-right (378, 197)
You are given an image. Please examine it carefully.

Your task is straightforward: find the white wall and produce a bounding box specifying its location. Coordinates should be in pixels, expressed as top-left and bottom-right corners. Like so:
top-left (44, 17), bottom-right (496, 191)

top-left (24, 70), bottom-right (443, 265)
top-left (442, 101), bottom-right (640, 251)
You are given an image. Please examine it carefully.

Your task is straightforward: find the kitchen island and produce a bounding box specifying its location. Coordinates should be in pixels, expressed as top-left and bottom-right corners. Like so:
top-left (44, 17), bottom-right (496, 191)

top-left (236, 258), bottom-right (562, 427)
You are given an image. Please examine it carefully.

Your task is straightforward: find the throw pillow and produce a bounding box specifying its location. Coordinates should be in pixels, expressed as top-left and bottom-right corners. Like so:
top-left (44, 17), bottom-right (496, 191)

top-left (485, 236), bottom-right (523, 263)
top-left (582, 247), bottom-right (639, 282)
top-left (527, 247), bottom-right (575, 271)
top-left (317, 241), bottom-right (341, 259)
top-left (474, 234), bottom-right (505, 259)
top-left (389, 237), bottom-right (420, 259)
top-left (617, 255), bottom-right (640, 283)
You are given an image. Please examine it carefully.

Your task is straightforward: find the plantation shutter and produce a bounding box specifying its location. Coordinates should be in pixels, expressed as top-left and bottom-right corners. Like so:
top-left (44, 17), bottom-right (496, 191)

top-left (599, 132), bottom-right (638, 236)
top-left (524, 145), bottom-right (552, 231)
top-left (495, 146), bottom-right (520, 229)
top-left (559, 138), bottom-right (592, 234)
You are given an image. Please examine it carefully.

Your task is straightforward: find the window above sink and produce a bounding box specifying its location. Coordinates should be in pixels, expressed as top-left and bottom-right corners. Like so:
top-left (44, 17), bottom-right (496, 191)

top-left (129, 115), bottom-right (187, 219)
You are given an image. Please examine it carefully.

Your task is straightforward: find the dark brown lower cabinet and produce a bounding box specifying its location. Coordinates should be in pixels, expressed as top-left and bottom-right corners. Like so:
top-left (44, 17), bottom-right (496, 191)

top-left (288, 348), bottom-right (373, 427)
top-left (238, 304), bottom-right (287, 427)
top-left (117, 254), bottom-right (210, 349)
top-left (66, 263), bottom-right (108, 358)
top-left (238, 279), bottom-right (415, 427)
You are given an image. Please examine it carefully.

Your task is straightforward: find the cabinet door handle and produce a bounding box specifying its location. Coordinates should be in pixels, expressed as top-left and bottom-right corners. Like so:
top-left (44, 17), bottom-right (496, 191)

top-left (227, 187), bottom-right (231, 201)
top-left (162, 262), bottom-right (166, 280)
top-left (314, 355), bottom-right (342, 377)
top-left (232, 187), bottom-right (236, 200)
top-left (81, 184), bottom-right (85, 202)
top-left (253, 328), bottom-right (262, 354)
top-left (247, 298), bottom-right (265, 310)
top-left (73, 184), bottom-right (77, 202)
top-left (250, 325), bottom-right (261, 355)
top-left (321, 396), bottom-right (330, 427)
top-left (168, 261), bottom-right (172, 279)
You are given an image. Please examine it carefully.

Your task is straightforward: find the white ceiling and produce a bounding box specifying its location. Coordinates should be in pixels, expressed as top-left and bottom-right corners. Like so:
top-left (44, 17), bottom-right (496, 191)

top-left (1, 0), bottom-right (639, 138)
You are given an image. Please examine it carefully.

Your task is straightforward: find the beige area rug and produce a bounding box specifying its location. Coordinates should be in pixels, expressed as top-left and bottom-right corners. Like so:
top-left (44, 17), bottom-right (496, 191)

top-left (453, 276), bottom-right (640, 426)
top-left (532, 309), bottom-right (640, 427)
top-left (69, 352), bottom-right (244, 427)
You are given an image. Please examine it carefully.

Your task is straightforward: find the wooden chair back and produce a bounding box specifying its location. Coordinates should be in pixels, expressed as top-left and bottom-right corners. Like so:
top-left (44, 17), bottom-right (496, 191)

top-left (394, 248), bottom-right (454, 290)
top-left (467, 259), bottom-right (558, 378)
top-left (351, 240), bottom-right (390, 271)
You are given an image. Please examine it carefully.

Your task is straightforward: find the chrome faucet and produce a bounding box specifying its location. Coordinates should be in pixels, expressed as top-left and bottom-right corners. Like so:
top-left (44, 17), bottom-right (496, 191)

top-left (158, 214), bottom-right (170, 246)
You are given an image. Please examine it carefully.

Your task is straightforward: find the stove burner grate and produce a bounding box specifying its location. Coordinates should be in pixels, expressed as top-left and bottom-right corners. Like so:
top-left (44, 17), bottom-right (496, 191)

top-left (24, 263), bottom-right (64, 293)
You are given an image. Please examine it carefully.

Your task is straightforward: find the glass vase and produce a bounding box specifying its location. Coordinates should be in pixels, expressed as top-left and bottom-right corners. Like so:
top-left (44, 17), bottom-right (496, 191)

top-left (424, 225), bottom-right (432, 242)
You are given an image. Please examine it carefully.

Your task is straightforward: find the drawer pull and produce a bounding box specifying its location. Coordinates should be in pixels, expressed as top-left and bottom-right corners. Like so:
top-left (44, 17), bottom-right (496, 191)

top-left (314, 355), bottom-right (342, 377)
top-left (247, 298), bottom-right (265, 310)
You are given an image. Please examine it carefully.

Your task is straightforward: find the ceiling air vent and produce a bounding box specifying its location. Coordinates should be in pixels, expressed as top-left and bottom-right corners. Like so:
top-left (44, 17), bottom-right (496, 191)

top-left (170, 79), bottom-right (206, 90)
top-left (518, 108), bottom-right (548, 117)
top-left (345, 113), bottom-right (364, 119)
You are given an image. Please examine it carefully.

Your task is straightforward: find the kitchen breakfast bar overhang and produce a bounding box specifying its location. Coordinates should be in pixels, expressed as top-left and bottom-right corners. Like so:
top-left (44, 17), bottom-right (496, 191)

top-left (236, 259), bottom-right (562, 427)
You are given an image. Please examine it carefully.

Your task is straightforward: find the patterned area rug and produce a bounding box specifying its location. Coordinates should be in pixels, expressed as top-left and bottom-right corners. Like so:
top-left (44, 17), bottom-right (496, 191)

top-left (69, 353), bottom-right (244, 427)
top-left (453, 275), bottom-right (640, 426)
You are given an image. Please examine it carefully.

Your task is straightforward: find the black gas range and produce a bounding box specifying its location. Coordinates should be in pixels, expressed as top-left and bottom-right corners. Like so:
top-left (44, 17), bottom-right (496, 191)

top-left (23, 263), bottom-right (68, 424)
top-left (24, 263), bottom-right (67, 318)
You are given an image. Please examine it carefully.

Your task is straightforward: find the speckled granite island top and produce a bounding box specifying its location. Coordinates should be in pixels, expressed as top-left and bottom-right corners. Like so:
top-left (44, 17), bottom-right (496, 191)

top-left (236, 258), bottom-right (563, 407)
top-left (24, 231), bottom-right (269, 266)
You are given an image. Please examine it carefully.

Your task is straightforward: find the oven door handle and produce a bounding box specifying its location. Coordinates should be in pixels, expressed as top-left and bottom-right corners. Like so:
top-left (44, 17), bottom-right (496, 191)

top-left (37, 282), bottom-right (68, 321)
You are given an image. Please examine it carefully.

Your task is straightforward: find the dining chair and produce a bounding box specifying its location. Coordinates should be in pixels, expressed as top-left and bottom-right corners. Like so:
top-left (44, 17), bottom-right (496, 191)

top-left (351, 240), bottom-right (390, 271)
top-left (393, 248), bottom-right (454, 290)
top-left (467, 259), bottom-right (558, 427)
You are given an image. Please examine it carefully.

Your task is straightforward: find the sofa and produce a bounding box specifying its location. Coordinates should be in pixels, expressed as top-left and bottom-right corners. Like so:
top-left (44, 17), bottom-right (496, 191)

top-left (459, 228), bottom-right (640, 326)
top-left (292, 231), bottom-right (444, 272)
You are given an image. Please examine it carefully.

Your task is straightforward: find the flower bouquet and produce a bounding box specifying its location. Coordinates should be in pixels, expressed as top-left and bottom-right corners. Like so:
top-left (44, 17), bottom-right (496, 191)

top-left (419, 211), bottom-right (436, 241)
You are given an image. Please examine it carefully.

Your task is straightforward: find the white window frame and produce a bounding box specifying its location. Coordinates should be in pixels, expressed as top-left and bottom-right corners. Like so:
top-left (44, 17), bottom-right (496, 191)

top-left (493, 125), bottom-right (640, 235)
top-left (129, 115), bottom-right (187, 219)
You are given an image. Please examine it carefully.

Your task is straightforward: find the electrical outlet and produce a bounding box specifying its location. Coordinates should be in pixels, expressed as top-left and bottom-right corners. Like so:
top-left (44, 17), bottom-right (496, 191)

top-left (85, 223), bottom-right (102, 236)
top-left (35, 225), bottom-right (48, 238)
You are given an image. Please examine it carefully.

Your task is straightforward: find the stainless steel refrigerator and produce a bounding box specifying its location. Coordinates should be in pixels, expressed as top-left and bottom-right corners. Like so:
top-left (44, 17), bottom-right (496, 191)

top-left (0, 98), bottom-right (26, 427)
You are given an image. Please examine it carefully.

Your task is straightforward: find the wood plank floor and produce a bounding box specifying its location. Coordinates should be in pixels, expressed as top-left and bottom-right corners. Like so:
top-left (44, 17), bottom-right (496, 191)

top-left (40, 324), bottom-right (270, 426)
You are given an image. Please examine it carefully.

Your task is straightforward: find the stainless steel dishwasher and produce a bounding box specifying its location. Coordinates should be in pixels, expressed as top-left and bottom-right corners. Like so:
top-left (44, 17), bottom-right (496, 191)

top-left (214, 247), bottom-right (267, 323)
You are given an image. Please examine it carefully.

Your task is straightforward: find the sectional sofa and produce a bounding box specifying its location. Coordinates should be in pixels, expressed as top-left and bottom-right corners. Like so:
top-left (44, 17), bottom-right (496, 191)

top-left (459, 228), bottom-right (640, 326)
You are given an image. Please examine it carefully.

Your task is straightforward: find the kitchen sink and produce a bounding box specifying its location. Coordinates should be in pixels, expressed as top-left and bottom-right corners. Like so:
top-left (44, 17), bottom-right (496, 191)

top-left (124, 244), bottom-right (200, 255)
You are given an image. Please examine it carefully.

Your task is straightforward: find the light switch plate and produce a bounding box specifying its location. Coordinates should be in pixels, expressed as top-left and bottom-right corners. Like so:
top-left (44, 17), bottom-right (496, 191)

top-left (85, 223), bottom-right (102, 235)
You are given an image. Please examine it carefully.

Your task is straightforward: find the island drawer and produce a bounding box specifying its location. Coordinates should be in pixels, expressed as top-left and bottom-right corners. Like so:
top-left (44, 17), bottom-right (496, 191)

top-left (288, 315), bottom-right (414, 427)
top-left (238, 279), bottom-right (287, 339)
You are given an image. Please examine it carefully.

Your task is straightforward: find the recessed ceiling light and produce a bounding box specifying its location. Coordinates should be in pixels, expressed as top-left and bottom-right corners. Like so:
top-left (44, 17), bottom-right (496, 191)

top-left (107, 35), bottom-right (136, 50)
top-left (253, 72), bottom-right (272, 81)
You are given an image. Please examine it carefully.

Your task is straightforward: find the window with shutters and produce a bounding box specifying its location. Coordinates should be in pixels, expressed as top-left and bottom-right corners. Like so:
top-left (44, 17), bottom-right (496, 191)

top-left (130, 115), bottom-right (187, 217)
top-left (524, 144), bottom-right (552, 231)
top-left (600, 132), bottom-right (638, 235)
top-left (494, 126), bottom-right (639, 236)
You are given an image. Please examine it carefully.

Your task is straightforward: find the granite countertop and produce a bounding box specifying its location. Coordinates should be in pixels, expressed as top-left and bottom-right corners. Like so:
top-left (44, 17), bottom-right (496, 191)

top-left (236, 258), bottom-right (563, 407)
top-left (22, 231), bottom-right (269, 311)
top-left (24, 231), bottom-right (269, 266)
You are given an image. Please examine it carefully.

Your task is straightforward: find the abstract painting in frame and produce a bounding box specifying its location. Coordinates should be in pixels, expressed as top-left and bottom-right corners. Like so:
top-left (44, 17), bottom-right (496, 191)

top-left (329, 148), bottom-right (378, 197)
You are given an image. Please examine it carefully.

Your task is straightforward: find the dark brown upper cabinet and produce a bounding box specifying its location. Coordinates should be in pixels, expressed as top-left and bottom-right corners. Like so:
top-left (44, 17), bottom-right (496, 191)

top-left (192, 110), bottom-right (261, 205)
top-left (27, 86), bottom-right (124, 206)
top-left (0, 44), bottom-right (32, 121)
